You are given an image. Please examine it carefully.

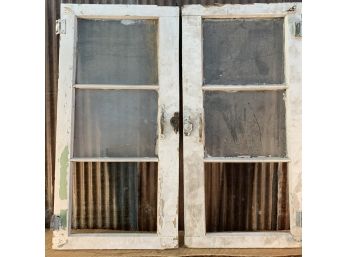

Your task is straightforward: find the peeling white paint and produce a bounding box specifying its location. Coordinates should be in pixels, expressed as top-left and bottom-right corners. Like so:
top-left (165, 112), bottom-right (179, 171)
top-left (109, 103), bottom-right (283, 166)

top-left (285, 9), bottom-right (302, 242)
top-left (183, 3), bottom-right (302, 248)
top-left (53, 4), bottom-right (179, 249)
top-left (120, 19), bottom-right (138, 25)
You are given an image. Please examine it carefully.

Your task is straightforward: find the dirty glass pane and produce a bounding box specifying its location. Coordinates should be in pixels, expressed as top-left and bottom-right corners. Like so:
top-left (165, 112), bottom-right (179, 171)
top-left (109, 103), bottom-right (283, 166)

top-left (74, 89), bottom-right (158, 157)
top-left (205, 162), bottom-right (289, 232)
top-left (76, 19), bottom-right (158, 85)
top-left (204, 91), bottom-right (286, 157)
top-left (71, 162), bottom-right (158, 233)
top-left (203, 18), bottom-right (284, 85)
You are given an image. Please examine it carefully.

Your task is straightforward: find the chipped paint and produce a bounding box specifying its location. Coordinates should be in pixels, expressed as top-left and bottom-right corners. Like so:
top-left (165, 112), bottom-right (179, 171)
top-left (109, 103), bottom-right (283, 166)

top-left (59, 146), bottom-right (69, 200)
top-left (183, 3), bottom-right (301, 248)
top-left (52, 229), bottom-right (68, 248)
top-left (53, 4), bottom-right (179, 249)
top-left (158, 199), bottom-right (164, 228)
top-left (121, 19), bottom-right (136, 25)
top-left (120, 19), bottom-right (145, 25)
top-left (156, 13), bottom-right (179, 242)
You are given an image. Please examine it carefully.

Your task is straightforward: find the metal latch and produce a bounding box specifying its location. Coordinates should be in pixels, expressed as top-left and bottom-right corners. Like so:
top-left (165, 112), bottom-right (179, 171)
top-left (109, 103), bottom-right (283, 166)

top-left (296, 211), bottom-right (302, 227)
top-left (56, 19), bottom-right (66, 35)
top-left (170, 112), bottom-right (179, 134)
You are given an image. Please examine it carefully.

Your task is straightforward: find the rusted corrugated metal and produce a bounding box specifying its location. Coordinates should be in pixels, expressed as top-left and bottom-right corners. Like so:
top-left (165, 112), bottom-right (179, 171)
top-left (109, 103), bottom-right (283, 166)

top-left (205, 162), bottom-right (289, 232)
top-left (71, 162), bottom-right (157, 231)
top-left (45, 0), bottom-right (60, 228)
top-left (45, 0), bottom-right (301, 231)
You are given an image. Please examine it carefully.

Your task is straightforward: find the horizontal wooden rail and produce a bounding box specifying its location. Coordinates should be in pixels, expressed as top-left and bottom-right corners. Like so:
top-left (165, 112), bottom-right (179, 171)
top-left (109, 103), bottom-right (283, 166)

top-left (204, 157), bottom-right (290, 163)
top-left (73, 84), bottom-right (159, 90)
top-left (202, 84), bottom-right (288, 91)
top-left (70, 157), bottom-right (159, 162)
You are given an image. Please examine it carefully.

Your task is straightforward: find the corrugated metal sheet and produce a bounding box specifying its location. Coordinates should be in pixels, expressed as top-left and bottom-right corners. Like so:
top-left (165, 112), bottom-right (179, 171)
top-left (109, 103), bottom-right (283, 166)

top-left (205, 162), bottom-right (289, 232)
top-left (45, 0), bottom-right (60, 227)
top-left (45, 0), bottom-right (301, 231)
top-left (71, 162), bottom-right (157, 231)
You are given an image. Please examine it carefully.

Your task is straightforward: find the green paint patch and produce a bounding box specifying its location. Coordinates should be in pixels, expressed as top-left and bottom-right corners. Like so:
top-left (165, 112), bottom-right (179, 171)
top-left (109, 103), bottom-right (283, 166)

top-left (59, 209), bottom-right (68, 229)
top-left (59, 146), bottom-right (69, 200)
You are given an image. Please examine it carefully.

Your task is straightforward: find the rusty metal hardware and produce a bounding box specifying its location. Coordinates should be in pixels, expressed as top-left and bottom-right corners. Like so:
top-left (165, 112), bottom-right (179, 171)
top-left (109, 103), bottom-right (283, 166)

top-left (170, 112), bottom-right (179, 134)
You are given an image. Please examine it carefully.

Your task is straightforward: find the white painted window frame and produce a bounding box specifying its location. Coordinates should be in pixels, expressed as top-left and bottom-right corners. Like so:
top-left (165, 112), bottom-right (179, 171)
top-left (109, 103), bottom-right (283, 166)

top-left (53, 4), bottom-right (179, 249)
top-left (182, 3), bottom-right (301, 248)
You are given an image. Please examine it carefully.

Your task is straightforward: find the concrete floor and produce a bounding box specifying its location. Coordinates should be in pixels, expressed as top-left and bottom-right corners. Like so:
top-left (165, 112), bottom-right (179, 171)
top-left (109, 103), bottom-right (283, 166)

top-left (45, 230), bottom-right (301, 257)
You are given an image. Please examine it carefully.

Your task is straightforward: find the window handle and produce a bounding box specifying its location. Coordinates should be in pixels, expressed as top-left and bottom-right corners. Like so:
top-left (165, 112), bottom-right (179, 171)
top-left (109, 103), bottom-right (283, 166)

top-left (170, 112), bottom-right (179, 134)
top-left (184, 116), bottom-right (193, 136)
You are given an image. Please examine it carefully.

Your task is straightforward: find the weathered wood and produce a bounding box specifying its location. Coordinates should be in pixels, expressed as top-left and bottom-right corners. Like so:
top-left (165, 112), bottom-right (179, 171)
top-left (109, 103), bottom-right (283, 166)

top-left (202, 85), bottom-right (288, 91)
top-left (182, 3), bottom-right (298, 17)
top-left (204, 157), bottom-right (290, 163)
top-left (53, 4), bottom-right (76, 248)
top-left (46, 229), bottom-right (302, 257)
top-left (284, 11), bottom-right (302, 241)
top-left (73, 84), bottom-right (159, 90)
top-left (182, 3), bottom-right (302, 248)
top-left (53, 4), bottom-right (179, 249)
top-left (185, 232), bottom-right (300, 248)
top-left (64, 4), bottom-right (178, 18)
top-left (70, 157), bottom-right (159, 162)
top-left (156, 15), bottom-right (180, 242)
top-left (182, 14), bottom-right (206, 239)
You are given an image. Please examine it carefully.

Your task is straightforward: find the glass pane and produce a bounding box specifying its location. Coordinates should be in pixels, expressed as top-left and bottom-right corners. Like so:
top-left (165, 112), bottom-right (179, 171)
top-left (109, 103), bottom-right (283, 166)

top-left (74, 89), bottom-right (158, 158)
top-left (204, 91), bottom-right (286, 157)
top-left (76, 19), bottom-right (158, 85)
top-left (203, 18), bottom-right (284, 85)
top-left (205, 162), bottom-right (289, 232)
top-left (71, 162), bottom-right (157, 233)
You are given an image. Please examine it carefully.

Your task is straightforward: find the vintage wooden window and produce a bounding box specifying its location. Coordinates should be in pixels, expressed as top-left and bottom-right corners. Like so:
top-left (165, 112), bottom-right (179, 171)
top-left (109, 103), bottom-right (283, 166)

top-left (182, 3), bottom-right (302, 248)
top-left (53, 4), bottom-right (179, 249)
